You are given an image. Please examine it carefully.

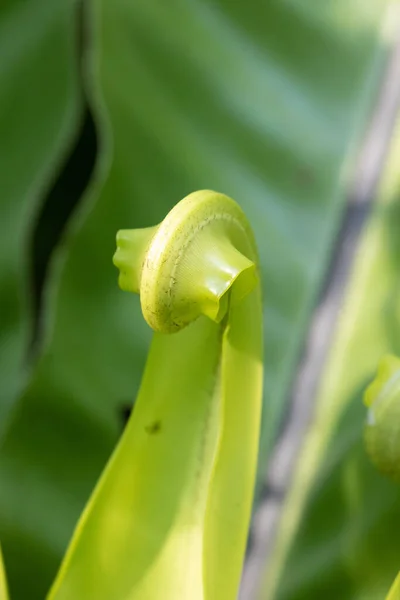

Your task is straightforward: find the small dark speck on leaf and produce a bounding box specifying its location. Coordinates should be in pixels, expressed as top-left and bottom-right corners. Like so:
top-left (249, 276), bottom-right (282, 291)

top-left (145, 420), bottom-right (162, 435)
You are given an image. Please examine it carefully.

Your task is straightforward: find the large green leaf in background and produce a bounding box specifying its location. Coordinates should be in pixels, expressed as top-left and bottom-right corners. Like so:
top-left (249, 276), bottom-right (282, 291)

top-left (0, 1), bottom-right (392, 599)
top-left (265, 117), bottom-right (400, 599)
top-left (0, 1), bottom-right (82, 427)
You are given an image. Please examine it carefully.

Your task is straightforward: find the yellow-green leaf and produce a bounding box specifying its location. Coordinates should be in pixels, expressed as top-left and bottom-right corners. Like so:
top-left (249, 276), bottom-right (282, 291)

top-left (47, 192), bottom-right (263, 600)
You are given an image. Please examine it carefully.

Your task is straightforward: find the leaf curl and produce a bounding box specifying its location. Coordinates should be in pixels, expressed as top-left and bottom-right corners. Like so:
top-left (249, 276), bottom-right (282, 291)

top-left (47, 191), bottom-right (263, 600)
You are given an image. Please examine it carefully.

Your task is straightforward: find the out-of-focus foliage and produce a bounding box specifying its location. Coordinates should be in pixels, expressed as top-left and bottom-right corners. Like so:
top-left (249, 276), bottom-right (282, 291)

top-left (0, 0), bottom-right (81, 427)
top-left (266, 118), bottom-right (400, 599)
top-left (0, 1), bottom-right (393, 599)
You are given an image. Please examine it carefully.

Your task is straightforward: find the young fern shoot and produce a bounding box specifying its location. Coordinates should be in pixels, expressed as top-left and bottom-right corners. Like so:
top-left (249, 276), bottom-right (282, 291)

top-left (46, 190), bottom-right (263, 600)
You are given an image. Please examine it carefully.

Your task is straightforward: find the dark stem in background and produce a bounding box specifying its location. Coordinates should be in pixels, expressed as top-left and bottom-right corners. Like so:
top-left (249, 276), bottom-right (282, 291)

top-left (240, 24), bottom-right (400, 600)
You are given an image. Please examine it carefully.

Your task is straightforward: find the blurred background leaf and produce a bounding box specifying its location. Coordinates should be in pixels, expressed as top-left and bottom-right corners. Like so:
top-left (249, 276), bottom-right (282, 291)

top-left (265, 116), bottom-right (400, 599)
top-left (0, 0), bottom-right (82, 429)
top-left (0, 1), bottom-right (395, 599)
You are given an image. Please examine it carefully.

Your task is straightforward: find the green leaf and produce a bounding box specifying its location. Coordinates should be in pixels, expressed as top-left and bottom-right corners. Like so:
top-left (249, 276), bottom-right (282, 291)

top-left (0, 0), bottom-right (82, 428)
top-left (0, 2), bottom-right (391, 599)
top-left (47, 191), bottom-right (263, 600)
top-left (265, 117), bottom-right (400, 598)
